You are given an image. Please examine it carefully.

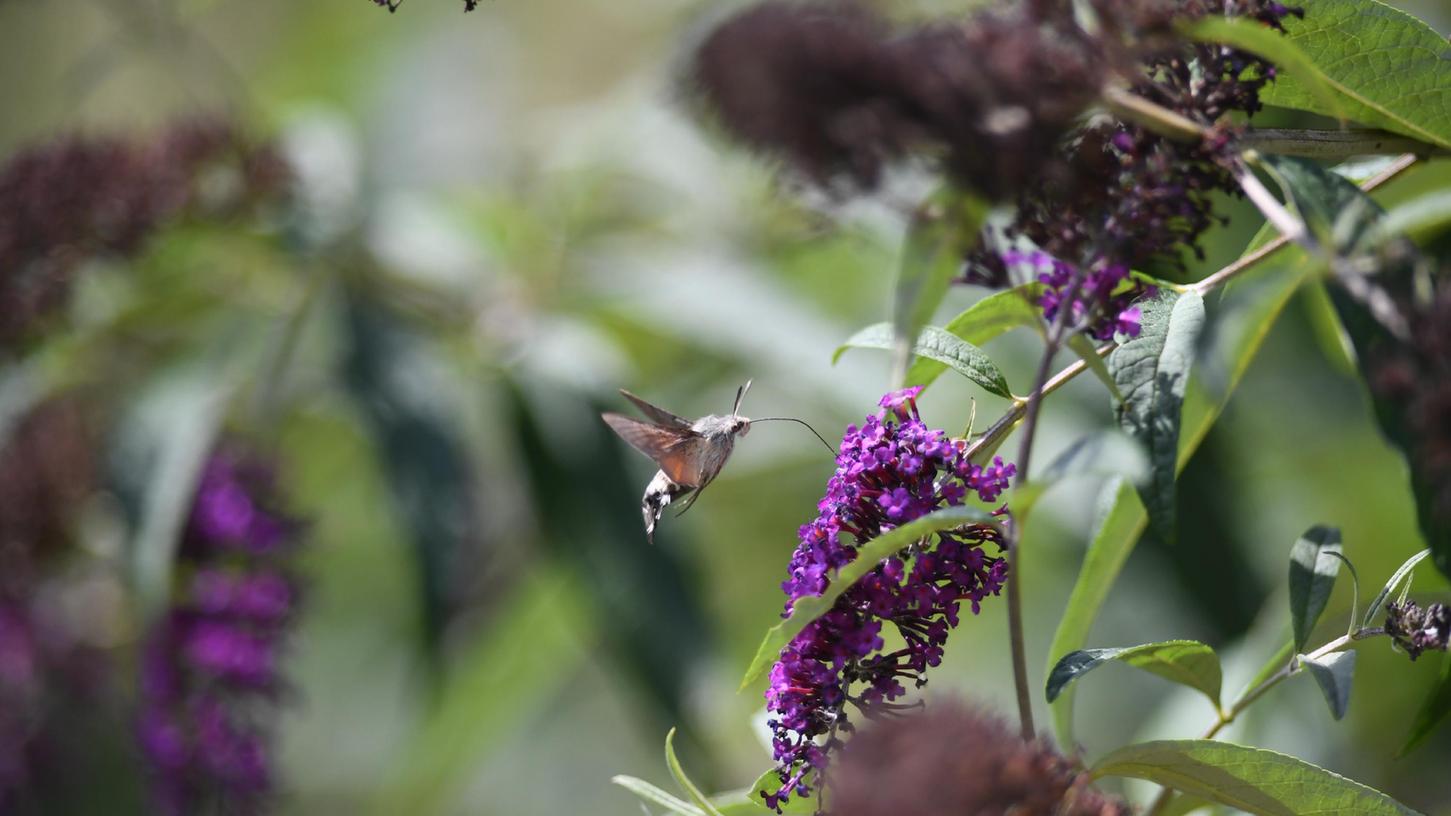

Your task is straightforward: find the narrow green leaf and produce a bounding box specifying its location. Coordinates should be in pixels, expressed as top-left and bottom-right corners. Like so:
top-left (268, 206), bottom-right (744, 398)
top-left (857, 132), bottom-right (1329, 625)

top-left (1289, 525), bottom-right (1344, 652)
top-left (1258, 0), bottom-right (1451, 151)
top-left (906, 284), bottom-right (1043, 388)
top-left (666, 729), bottom-right (726, 816)
top-left (1109, 291), bottom-right (1206, 543)
top-left (1092, 740), bottom-right (1423, 815)
top-left (1380, 189), bottom-right (1451, 246)
top-left (1182, 17), bottom-right (1345, 123)
top-left (835, 324), bottom-right (1012, 398)
top-left (1302, 650), bottom-right (1357, 721)
top-left (739, 505), bottom-right (997, 690)
top-left (1363, 548), bottom-right (1431, 628)
top-left (1066, 332), bottom-right (1122, 401)
top-left (1400, 655), bottom-right (1451, 755)
top-left (612, 776), bottom-right (704, 816)
top-left (1046, 641), bottom-right (1222, 708)
top-left (892, 191), bottom-right (989, 381)
top-left (1047, 477), bottom-right (1147, 748)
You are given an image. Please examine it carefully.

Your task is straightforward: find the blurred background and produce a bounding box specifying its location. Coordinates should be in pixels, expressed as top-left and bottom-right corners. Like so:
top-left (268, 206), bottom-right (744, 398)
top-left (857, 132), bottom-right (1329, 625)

top-left (0, 0), bottom-right (1448, 814)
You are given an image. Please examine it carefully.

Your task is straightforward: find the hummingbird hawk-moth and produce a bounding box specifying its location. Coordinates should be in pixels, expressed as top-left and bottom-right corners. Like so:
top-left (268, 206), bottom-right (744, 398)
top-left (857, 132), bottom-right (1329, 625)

top-left (602, 382), bottom-right (833, 543)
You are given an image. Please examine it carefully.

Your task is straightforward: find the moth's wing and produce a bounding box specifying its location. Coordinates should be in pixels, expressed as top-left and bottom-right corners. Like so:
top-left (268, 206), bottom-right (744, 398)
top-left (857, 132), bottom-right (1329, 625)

top-left (601, 413), bottom-right (706, 486)
top-left (672, 436), bottom-right (734, 517)
top-left (619, 390), bottom-right (691, 429)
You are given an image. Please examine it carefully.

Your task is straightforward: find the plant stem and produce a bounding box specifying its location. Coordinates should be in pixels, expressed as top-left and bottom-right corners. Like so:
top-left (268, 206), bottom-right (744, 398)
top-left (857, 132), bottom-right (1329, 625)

top-left (1238, 128), bottom-right (1448, 160)
top-left (1004, 275), bottom-right (1088, 741)
top-left (1101, 85), bottom-right (1207, 142)
top-left (1142, 629), bottom-right (1383, 816)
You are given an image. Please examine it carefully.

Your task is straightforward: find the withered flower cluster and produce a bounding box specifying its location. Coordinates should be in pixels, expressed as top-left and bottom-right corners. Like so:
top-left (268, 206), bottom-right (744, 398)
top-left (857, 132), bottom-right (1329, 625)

top-left (0, 119), bottom-right (287, 348)
top-left (990, 0), bottom-right (1303, 281)
top-left (828, 698), bottom-right (1130, 816)
top-left (690, 1), bottom-right (1104, 200)
top-left (691, 0), bottom-right (1298, 338)
top-left (1385, 599), bottom-right (1450, 661)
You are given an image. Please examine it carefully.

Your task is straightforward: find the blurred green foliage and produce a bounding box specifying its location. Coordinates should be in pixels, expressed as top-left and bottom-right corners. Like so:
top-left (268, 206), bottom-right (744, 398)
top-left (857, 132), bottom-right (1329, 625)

top-left (0, 1), bottom-right (1449, 814)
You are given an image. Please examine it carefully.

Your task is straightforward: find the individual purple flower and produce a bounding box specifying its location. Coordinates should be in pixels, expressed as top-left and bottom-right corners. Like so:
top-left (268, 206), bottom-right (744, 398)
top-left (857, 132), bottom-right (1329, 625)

top-left (138, 448), bottom-right (302, 816)
top-left (762, 389), bottom-right (1011, 811)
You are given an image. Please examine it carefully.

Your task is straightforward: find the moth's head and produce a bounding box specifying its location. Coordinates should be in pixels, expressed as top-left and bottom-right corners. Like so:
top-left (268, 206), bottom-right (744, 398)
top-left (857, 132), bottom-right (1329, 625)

top-left (733, 417), bottom-right (751, 437)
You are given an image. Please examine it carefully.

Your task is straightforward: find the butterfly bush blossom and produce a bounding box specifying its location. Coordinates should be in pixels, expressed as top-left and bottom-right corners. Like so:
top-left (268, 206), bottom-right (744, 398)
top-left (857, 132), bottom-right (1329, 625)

top-left (1002, 250), bottom-right (1154, 341)
top-left (138, 450), bottom-right (301, 815)
top-left (763, 388), bottom-right (1012, 811)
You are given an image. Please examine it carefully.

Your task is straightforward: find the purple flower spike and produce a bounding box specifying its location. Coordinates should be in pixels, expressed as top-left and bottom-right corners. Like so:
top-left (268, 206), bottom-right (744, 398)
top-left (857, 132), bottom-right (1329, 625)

top-left (138, 448), bottom-right (302, 815)
top-left (762, 392), bottom-right (1011, 811)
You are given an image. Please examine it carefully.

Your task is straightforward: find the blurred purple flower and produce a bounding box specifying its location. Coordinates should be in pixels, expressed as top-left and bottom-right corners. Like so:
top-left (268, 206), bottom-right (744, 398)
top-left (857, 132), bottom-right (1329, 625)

top-left (139, 448), bottom-right (301, 815)
top-left (763, 389), bottom-right (1011, 811)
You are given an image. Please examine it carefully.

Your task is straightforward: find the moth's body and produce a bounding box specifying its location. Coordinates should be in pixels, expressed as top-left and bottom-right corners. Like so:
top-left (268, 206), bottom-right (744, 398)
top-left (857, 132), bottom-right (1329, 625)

top-left (602, 385), bottom-right (753, 543)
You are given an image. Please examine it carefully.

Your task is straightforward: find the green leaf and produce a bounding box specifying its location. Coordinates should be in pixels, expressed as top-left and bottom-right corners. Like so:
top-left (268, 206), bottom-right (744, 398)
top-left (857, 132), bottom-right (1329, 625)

top-left (835, 323), bottom-right (1012, 398)
top-left (892, 191), bottom-right (989, 382)
top-left (666, 729), bottom-right (726, 816)
top-left (1258, 0), bottom-right (1451, 151)
top-left (1302, 650), bottom-right (1357, 721)
top-left (1257, 155), bottom-right (1385, 255)
top-left (1289, 525), bottom-right (1344, 652)
top-left (1380, 189), bottom-right (1451, 246)
top-left (1092, 740), bottom-right (1422, 815)
top-left (1401, 655), bottom-right (1451, 755)
top-left (612, 776), bottom-right (705, 816)
top-left (1182, 17), bottom-right (1345, 123)
top-left (118, 368), bottom-right (233, 616)
top-left (1066, 332), bottom-right (1122, 401)
top-left (1363, 548), bottom-right (1431, 627)
top-left (1047, 477), bottom-right (1148, 748)
top-left (738, 504), bottom-right (997, 690)
top-left (1045, 640), bottom-right (1222, 708)
top-left (1108, 291), bottom-right (1206, 543)
top-left (905, 284), bottom-right (1043, 388)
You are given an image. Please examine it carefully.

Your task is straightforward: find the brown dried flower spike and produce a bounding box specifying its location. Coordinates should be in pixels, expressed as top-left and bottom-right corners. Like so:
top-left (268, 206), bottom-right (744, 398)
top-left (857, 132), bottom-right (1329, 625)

top-left (828, 698), bottom-right (1129, 816)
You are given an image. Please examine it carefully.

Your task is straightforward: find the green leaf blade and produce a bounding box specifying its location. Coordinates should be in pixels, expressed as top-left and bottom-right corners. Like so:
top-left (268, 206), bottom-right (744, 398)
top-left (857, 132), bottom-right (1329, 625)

top-left (1046, 476), bottom-right (1148, 747)
top-left (1109, 291), bottom-right (1206, 543)
top-left (905, 284), bottom-right (1043, 388)
top-left (836, 324), bottom-right (1012, 397)
top-left (1092, 740), bottom-right (1422, 816)
top-left (1363, 548), bottom-right (1431, 627)
top-left (1046, 640), bottom-right (1222, 708)
top-left (1259, 0), bottom-right (1451, 150)
top-left (1303, 650), bottom-right (1357, 720)
top-left (665, 729), bottom-right (726, 816)
top-left (1289, 525), bottom-right (1344, 652)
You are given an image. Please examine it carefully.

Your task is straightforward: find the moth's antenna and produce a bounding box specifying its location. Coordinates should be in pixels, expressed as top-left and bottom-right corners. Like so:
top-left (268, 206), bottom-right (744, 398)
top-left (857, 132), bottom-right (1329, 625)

top-left (733, 379), bottom-right (753, 416)
top-left (751, 417), bottom-right (835, 454)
